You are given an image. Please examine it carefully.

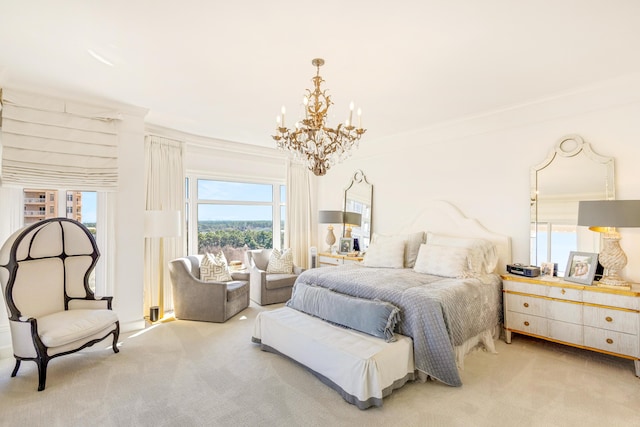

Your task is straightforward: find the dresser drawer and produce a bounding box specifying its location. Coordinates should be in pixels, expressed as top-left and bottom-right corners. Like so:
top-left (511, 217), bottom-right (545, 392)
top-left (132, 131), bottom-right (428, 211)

top-left (318, 256), bottom-right (340, 266)
top-left (503, 280), bottom-right (546, 296)
top-left (506, 311), bottom-right (547, 336)
top-left (584, 326), bottom-right (639, 357)
top-left (583, 306), bottom-right (639, 335)
top-left (547, 300), bottom-right (582, 324)
top-left (548, 320), bottom-right (583, 345)
top-left (583, 291), bottom-right (640, 310)
top-left (506, 293), bottom-right (546, 317)
top-left (547, 286), bottom-right (582, 302)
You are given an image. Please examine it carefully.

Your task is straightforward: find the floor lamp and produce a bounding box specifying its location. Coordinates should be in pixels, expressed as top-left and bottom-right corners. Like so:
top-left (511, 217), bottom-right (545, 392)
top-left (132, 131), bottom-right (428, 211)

top-left (145, 210), bottom-right (182, 321)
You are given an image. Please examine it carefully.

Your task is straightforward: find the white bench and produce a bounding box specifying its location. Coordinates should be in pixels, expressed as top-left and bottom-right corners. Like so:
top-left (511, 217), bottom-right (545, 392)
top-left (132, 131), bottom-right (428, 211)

top-left (252, 307), bottom-right (415, 409)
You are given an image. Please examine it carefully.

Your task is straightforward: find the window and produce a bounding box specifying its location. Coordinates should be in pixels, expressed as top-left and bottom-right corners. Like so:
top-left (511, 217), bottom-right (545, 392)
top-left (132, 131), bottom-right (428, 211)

top-left (188, 178), bottom-right (285, 263)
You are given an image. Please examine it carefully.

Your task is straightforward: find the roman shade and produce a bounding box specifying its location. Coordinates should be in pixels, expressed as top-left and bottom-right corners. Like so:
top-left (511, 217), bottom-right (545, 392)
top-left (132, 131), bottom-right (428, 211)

top-left (0, 88), bottom-right (120, 190)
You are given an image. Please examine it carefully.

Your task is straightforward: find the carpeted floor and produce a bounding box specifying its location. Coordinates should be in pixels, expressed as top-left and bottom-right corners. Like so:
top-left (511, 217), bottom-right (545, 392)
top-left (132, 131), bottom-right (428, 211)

top-left (1, 302), bottom-right (638, 427)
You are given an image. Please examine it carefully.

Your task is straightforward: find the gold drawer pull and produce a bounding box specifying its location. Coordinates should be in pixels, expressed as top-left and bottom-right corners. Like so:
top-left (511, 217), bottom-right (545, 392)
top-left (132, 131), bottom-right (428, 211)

top-left (523, 302), bottom-right (529, 308)
top-left (605, 316), bottom-right (613, 322)
top-left (561, 289), bottom-right (566, 295)
top-left (524, 321), bottom-right (530, 326)
top-left (606, 338), bottom-right (613, 344)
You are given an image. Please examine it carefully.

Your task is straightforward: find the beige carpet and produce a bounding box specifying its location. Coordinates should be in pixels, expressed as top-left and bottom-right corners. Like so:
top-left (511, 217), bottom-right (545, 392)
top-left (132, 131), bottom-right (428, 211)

top-left (0, 302), bottom-right (638, 427)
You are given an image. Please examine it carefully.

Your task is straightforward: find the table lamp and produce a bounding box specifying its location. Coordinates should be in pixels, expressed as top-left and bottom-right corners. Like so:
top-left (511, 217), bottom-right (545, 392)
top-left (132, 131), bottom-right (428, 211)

top-left (343, 211), bottom-right (362, 238)
top-left (318, 210), bottom-right (344, 253)
top-left (577, 200), bottom-right (640, 289)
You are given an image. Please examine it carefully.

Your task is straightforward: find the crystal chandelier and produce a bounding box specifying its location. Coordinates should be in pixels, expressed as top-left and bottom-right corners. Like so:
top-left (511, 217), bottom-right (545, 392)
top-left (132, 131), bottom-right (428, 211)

top-left (273, 58), bottom-right (366, 176)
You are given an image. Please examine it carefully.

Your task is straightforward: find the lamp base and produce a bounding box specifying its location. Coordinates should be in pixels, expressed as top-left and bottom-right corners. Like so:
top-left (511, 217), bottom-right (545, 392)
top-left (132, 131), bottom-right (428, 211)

top-left (597, 232), bottom-right (631, 290)
top-left (597, 276), bottom-right (631, 290)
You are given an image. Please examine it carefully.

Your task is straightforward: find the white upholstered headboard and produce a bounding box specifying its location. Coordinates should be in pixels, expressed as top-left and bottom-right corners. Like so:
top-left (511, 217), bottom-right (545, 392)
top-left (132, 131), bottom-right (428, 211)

top-left (394, 200), bottom-right (512, 274)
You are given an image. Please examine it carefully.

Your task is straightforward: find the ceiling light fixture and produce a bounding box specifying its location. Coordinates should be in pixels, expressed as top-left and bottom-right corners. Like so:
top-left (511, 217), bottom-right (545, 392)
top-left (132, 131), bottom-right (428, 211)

top-left (273, 58), bottom-right (366, 176)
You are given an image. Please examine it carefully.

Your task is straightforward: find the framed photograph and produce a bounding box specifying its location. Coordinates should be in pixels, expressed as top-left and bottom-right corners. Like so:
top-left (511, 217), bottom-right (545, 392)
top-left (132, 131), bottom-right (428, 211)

top-left (339, 237), bottom-right (353, 254)
top-left (540, 262), bottom-right (558, 277)
top-left (564, 252), bottom-right (598, 285)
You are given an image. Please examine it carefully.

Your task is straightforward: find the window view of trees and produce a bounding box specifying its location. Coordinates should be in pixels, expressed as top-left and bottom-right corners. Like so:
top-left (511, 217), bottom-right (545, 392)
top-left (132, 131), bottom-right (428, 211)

top-left (192, 179), bottom-right (285, 264)
top-left (198, 220), bottom-right (273, 255)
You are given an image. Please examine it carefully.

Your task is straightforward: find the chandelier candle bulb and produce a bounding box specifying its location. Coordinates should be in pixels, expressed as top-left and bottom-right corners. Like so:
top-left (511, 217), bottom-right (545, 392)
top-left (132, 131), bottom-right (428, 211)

top-left (281, 106), bottom-right (286, 127)
top-left (357, 108), bottom-right (362, 128)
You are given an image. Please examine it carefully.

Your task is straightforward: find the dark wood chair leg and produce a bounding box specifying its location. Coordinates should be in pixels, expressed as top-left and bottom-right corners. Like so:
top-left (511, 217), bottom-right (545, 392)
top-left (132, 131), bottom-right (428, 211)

top-left (36, 358), bottom-right (49, 391)
top-left (112, 323), bottom-right (120, 354)
top-left (11, 359), bottom-right (21, 377)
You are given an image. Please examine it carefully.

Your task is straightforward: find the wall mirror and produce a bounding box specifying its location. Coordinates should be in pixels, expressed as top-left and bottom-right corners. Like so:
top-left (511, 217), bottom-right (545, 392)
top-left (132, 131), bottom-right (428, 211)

top-left (344, 170), bottom-right (373, 250)
top-left (530, 134), bottom-right (615, 274)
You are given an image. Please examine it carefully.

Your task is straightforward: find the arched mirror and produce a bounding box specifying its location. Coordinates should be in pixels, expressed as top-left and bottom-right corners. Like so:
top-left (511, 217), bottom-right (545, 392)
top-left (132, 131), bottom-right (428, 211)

top-left (344, 170), bottom-right (373, 250)
top-left (530, 134), bottom-right (615, 274)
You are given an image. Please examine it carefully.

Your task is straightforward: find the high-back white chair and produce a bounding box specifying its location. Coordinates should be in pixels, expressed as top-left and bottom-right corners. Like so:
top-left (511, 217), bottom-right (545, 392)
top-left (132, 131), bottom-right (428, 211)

top-left (0, 218), bottom-right (119, 391)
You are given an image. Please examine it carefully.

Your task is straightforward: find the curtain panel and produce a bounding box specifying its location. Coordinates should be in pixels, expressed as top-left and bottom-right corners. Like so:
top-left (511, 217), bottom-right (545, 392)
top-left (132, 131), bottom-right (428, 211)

top-left (0, 88), bottom-right (120, 190)
top-left (286, 159), bottom-right (312, 268)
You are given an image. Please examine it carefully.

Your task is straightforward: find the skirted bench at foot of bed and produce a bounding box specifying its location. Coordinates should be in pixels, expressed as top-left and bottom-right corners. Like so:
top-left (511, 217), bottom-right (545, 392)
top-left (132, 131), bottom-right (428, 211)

top-left (252, 306), bottom-right (415, 409)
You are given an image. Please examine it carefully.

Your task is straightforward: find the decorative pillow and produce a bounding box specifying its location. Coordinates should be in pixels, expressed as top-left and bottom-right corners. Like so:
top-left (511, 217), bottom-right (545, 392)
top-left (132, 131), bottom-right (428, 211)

top-left (363, 239), bottom-right (405, 268)
top-left (200, 252), bottom-right (233, 282)
top-left (286, 282), bottom-right (401, 342)
top-left (426, 232), bottom-right (498, 274)
top-left (371, 231), bottom-right (424, 267)
top-left (266, 248), bottom-right (294, 274)
top-left (413, 244), bottom-right (473, 278)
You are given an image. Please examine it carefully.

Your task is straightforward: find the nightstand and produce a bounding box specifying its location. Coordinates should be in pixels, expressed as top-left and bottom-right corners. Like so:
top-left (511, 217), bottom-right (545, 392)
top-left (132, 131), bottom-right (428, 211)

top-left (318, 252), bottom-right (364, 267)
top-left (502, 274), bottom-right (640, 377)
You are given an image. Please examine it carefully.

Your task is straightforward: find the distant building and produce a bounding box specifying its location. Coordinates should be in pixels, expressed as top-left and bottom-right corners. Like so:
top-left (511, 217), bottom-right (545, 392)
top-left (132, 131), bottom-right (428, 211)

top-left (24, 189), bottom-right (82, 225)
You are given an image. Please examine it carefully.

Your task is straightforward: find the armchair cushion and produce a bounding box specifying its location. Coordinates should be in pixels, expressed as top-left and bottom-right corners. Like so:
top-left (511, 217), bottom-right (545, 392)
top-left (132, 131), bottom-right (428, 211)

top-left (38, 309), bottom-right (119, 347)
top-left (226, 281), bottom-right (249, 301)
top-left (266, 248), bottom-right (293, 274)
top-left (265, 273), bottom-right (299, 290)
top-left (201, 252), bottom-right (233, 282)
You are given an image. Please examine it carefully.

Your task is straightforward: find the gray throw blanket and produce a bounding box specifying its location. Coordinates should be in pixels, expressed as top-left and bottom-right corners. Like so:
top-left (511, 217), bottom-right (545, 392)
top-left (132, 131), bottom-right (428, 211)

top-left (294, 264), bottom-right (503, 386)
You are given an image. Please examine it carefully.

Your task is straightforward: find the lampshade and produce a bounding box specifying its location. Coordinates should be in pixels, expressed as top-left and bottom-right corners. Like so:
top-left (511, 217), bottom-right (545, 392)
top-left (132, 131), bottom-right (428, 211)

top-left (318, 210), bottom-right (344, 224)
top-left (343, 212), bottom-right (362, 227)
top-left (144, 210), bottom-right (182, 238)
top-left (578, 200), bottom-right (640, 229)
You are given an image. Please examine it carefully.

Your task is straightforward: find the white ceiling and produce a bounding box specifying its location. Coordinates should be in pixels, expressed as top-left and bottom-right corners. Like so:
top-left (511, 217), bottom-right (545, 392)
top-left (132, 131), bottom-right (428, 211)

top-left (2, 1), bottom-right (640, 148)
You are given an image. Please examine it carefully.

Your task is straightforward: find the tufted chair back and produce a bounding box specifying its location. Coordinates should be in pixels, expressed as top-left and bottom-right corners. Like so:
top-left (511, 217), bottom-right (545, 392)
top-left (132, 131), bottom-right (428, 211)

top-left (0, 218), bottom-right (99, 320)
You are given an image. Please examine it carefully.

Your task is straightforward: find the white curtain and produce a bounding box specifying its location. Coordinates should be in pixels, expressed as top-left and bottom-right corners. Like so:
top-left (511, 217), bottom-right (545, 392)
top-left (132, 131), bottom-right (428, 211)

top-left (144, 135), bottom-right (184, 318)
top-left (0, 186), bottom-right (23, 245)
top-left (0, 88), bottom-right (120, 190)
top-left (286, 160), bottom-right (313, 268)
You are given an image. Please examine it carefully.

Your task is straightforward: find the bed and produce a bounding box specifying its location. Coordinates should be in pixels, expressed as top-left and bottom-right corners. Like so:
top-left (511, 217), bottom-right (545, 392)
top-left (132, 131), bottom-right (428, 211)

top-left (295, 201), bottom-right (511, 385)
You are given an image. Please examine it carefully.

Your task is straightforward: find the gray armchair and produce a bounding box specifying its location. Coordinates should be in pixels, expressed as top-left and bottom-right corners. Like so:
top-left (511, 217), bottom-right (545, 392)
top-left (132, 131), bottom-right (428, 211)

top-left (168, 255), bottom-right (249, 323)
top-left (246, 249), bottom-right (303, 306)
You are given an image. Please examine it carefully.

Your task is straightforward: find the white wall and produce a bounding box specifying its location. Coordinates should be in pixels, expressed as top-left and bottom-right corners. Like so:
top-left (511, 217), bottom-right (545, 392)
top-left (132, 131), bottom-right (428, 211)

top-left (316, 74), bottom-right (640, 282)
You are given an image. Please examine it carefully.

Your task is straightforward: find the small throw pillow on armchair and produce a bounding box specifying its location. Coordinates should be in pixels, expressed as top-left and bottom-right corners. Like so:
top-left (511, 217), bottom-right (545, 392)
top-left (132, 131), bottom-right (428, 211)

top-left (201, 251), bottom-right (233, 282)
top-left (266, 248), bottom-right (294, 274)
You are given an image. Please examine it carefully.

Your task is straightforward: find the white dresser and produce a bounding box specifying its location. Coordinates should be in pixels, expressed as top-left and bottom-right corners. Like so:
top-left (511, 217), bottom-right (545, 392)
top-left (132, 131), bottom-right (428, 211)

top-left (502, 274), bottom-right (640, 376)
top-left (318, 252), bottom-right (364, 267)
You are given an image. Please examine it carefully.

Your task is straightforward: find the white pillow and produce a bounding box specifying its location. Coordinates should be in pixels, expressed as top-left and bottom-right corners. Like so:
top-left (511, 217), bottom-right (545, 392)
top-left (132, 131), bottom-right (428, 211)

top-left (413, 244), bottom-right (472, 278)
top-left (363, 239), bottom-right (405, 268)
top-left (371, 231), bottom-right (424, 268)
top-left (266, 248), bottom-right (294, 274)
top-left (201, 252), bottom-right (233, 282)
top-left (426, 232), bottom-right (498, 274)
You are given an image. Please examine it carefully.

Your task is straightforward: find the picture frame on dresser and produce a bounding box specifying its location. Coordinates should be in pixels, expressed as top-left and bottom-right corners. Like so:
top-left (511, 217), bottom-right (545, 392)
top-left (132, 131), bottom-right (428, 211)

top-left (564, 251), bottom-right (598, 285)
top-left (339, 237), bottom-right (353, 254)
